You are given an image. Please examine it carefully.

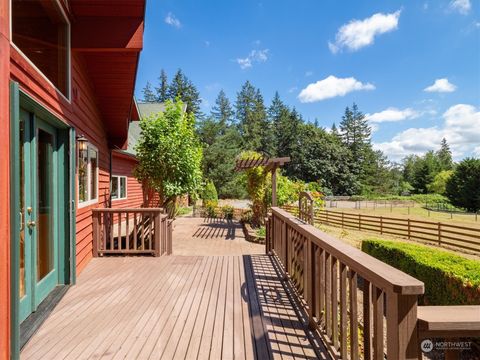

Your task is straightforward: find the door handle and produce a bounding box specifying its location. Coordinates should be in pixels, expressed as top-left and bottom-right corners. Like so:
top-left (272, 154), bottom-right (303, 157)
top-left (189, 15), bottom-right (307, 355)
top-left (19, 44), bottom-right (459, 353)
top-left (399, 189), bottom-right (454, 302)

top-left (27, 220), bottom-right (36, 229)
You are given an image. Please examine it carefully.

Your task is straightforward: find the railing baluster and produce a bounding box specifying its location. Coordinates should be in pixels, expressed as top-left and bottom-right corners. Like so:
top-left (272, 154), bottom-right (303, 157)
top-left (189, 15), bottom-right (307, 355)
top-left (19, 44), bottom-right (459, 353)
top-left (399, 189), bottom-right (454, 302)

top-left (133, 212), bottom-right (138, 250)
top-left (319, 248), bottom-right (325, 328)
top-left (109, 213), bottom-right (114, 250)
top-left (349, 270), bottom-right (359, 360)
top-left (117, 212), bottom-right (122, 251)
top-left (364, 279), bottom-right (373, 360)
top-left (126, 211), bottom-right (130, 251)
top-left (340, 263), bottom-right (348, 358)
top-left (331, 256), bottom-right (339, 350)
top-left (325, 252), bottom-right (332, 338)
top-left (373, 287), bottom-right (384, 360)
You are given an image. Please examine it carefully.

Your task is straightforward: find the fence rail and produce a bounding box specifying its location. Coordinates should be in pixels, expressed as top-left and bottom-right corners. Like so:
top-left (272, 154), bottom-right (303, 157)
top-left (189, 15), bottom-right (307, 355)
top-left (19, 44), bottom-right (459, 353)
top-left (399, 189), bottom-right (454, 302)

top-left (283, 205), bottom-right (480, 253)
top-left (92, 208), bottom-right (172, 256)
top-left (266, 207), bottom-right (424, 359)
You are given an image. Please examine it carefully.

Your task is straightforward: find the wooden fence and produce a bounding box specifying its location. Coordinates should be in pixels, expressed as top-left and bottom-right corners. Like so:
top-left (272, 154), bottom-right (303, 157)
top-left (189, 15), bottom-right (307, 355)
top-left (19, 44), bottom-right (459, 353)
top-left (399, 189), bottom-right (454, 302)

top-left (283, 205), bottom-right (480, 253)
top-left (266, 207), bottom-right (424, 359)
top-left (92, 208), bottom-right (172, 256)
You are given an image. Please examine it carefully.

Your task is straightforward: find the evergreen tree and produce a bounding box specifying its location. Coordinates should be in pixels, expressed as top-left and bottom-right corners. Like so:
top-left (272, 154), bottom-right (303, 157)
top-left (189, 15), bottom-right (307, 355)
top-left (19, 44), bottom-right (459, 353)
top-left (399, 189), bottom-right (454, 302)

top-left (235, 81), bottom-right (263, 152)
top-left (167, 69), bottom-right (202, 117)
top-left (437, 138), bottom-right (453, 170)
top-left (255, 89), bottom-right (275, 156)
top-left (339, 103), bottom-right (371, 158)
top-left (142, 81), bottom-right (156, 102)
top-left (156, 69), bottom-right (169, 102)
top-left (211, 90), bottom-right (234, 132)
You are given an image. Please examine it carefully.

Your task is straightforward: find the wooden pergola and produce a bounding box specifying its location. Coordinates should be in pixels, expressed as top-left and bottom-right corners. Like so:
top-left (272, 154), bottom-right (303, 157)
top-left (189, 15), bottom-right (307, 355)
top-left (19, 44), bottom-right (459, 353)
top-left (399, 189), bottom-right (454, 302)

top-left (234, 156), bottom-right (290, 206)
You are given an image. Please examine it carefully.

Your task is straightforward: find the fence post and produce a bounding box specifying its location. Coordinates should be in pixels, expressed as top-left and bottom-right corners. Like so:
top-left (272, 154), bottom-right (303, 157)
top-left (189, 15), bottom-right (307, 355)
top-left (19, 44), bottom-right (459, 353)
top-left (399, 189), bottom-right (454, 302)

top-left (438, 223), bottom-right (442, 246)
top-left (380, 216), bottom-right (383, 235)
top-left (408, 219), bottom-right (411, 239)
top-left (342, 212), bottom-right (344, 228)
top-left (154, 212), bottom-right (161, 257)
top-left (358, 214), bottom-right (361, 231)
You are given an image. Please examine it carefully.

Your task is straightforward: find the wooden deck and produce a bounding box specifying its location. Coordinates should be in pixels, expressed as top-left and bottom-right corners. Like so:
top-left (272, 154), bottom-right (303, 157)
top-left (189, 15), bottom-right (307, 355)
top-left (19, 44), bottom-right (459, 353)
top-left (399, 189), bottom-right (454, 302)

top-left (21, 218), bottom-right (325, 359)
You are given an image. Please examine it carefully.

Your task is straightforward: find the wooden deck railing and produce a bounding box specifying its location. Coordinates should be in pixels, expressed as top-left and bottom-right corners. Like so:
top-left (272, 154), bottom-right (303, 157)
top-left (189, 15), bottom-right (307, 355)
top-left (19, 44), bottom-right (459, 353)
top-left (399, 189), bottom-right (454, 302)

top-left (266, 207), bottom-right (425, 359)
top-left (283, 205), bottom-right (480, 253)
top-left (92, 208), bottom-right (172, 256)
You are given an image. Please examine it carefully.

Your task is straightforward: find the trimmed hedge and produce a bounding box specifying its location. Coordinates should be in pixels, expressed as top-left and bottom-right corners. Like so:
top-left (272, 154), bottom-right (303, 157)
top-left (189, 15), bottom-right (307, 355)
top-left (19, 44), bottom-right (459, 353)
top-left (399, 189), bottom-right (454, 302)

top-left (361, 239), bottom-right (480, 305)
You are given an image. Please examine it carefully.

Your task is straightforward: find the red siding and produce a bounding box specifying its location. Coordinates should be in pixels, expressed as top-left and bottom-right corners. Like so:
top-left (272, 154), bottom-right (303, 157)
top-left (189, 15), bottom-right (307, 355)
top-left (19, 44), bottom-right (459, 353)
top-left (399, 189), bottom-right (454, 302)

top-left (0, 0), bottom-right (11, 356)
top-left (10, 48), bottom-right (112, 276)
top-left (111, 153), bottom-right (143, 209)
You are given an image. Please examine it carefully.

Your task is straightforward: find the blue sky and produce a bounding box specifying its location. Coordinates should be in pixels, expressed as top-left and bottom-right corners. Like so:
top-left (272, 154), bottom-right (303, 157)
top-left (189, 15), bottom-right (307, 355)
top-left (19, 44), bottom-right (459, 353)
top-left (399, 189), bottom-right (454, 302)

top-left (135, 0), bottom-right (480, 161)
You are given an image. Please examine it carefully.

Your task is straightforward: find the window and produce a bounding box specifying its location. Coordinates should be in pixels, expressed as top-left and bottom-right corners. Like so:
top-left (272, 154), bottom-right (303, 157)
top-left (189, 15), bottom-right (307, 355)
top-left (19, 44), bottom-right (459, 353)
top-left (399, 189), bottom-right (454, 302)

top-left (111, 176), bottom-right (127, 200)
top-left (78, 144), bottom-right (98, 206)
top-left (12, 0), bottom-right (70, 97)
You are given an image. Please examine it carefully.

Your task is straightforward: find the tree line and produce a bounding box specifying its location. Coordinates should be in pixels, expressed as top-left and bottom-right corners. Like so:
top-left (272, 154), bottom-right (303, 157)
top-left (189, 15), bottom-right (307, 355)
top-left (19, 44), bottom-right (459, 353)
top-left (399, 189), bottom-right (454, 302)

top-left (141, 69), bottom-right (480, 211)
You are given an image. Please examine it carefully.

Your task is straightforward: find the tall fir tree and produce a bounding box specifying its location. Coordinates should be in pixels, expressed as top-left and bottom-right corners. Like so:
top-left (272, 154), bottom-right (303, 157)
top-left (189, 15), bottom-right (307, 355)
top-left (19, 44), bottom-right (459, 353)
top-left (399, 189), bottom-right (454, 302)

top-left (255, 89), bottom-right (275, 156)
top-left (211, 90), bottom-right (234, 132)
top-left (167, 69), bottom-right (202, 117)
top-left (142, 81), bottom-right (156, 102)
top-left (437, 138), bottom-right (453, 170)
top-left (235, 81), bottom-right (263, 152)
top-left (339, 103), bottom-right (371, 157)
top-left (156, 69), bottom-right (169, 102)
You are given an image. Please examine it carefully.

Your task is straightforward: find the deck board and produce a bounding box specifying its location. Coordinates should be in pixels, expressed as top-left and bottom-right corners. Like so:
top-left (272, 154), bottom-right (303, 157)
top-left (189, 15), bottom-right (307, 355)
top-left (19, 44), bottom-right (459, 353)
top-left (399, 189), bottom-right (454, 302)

top-left (21, 218), bottom-right (324, 360)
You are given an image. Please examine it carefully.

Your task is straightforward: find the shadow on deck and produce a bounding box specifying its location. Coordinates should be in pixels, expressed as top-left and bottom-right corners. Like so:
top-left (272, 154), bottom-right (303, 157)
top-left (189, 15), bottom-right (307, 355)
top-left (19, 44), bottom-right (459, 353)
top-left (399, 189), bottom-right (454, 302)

top-left (21, 218), bottom-right (328, 359)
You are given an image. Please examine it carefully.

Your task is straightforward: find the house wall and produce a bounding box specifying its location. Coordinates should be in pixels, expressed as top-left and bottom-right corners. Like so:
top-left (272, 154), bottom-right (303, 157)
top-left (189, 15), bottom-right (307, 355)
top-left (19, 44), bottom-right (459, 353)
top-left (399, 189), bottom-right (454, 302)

top-left (10, 47), bottom-right (111, 275)
top-left (111, 153), bottom-right (143, 209)
top-left (0, 0), bottom-right (11, 357)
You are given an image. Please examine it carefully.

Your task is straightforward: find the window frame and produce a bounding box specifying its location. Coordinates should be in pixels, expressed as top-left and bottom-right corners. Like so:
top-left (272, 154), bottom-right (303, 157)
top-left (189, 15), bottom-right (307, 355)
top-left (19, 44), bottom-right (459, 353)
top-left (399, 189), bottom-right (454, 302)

top-left (10, 0), bottom-right (72, 102)
top-left (111, 175), bottom-right (128, 201)
top-left (77, 142), bottom-right (99, 208)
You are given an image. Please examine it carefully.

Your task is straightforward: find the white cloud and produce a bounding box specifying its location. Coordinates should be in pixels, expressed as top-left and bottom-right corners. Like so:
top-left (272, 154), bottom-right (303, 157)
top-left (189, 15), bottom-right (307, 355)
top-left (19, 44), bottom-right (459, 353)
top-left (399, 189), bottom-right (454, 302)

top-left (374, 104), bottom-right (480, 160)
top-left (298, 75), bottom-right (375, 103)
top-left (474, 146), bottom-right (480, 157)
top-left (366, 107), bottom-right (419, 123)
top-left (329, 10), bottom-right (401, 53)
top-left (236, 49), bottom-right (269, 69)
top-left (424, 78), bottom-right (457, 93)
top-left (449, 0), bottom-right (471, 14)
top-left (165, 12), bottom-right (181, 28)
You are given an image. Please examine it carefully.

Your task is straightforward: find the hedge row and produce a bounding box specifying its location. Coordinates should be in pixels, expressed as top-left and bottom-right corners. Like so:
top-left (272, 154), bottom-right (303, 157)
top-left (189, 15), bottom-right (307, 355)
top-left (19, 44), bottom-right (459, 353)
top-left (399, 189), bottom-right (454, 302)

top-left (361, 239), bottom-right (480, 305)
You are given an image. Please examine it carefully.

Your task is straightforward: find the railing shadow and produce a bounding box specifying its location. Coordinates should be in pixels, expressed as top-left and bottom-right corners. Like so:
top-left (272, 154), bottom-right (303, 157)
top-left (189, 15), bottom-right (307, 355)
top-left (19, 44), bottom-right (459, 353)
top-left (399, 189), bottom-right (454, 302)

top-left (241, 254), bottom-right (329, 360)
top-left (192, 218), bottom-right (238, 240)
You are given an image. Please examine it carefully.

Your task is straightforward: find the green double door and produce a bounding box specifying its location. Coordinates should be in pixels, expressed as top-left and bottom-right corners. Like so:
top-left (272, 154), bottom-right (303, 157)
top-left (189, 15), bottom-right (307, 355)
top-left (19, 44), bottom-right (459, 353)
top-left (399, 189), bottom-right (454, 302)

top-left (19, 108), bottom-right (61, 322)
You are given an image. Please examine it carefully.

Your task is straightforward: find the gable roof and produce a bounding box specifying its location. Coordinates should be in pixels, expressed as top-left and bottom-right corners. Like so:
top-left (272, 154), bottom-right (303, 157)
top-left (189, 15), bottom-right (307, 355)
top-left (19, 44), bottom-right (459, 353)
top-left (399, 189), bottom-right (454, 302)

top-left (121, 102), bottom-right (187, 156)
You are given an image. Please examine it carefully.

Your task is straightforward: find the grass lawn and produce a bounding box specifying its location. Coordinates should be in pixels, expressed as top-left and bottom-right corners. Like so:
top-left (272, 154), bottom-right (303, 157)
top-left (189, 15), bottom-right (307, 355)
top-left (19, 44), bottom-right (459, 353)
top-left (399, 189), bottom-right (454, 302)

top-left (314, 222), bottom-right (480, 261)
top-left (332, 205), bottom-right (480, 228)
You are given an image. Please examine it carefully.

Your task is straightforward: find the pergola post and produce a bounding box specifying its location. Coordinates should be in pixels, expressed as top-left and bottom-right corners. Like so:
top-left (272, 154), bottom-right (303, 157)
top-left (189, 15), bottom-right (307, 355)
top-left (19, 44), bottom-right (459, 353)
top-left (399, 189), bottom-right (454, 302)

top-left (271, 166), bottom-right (277, 207)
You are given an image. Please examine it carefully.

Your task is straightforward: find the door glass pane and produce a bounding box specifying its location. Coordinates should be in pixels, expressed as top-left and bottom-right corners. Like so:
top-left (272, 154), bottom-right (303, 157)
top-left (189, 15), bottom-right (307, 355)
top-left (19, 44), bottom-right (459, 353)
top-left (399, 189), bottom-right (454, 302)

top-left (19, 115), bottom-right (25, 298)
top-left (37, 129), bottom-right (54, 281)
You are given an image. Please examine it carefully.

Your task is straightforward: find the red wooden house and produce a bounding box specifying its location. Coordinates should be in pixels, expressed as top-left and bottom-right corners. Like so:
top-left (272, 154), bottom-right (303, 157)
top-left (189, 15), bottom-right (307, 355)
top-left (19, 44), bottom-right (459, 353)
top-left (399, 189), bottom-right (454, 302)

top-left (0, 0), bottom-right (146, 358)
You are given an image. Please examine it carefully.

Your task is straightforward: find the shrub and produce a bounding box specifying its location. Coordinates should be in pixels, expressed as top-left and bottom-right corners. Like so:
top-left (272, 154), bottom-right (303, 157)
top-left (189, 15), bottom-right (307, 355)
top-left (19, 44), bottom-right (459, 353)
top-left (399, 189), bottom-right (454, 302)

top-left (362, 239), bottom-right (480, 305)
top-left (256, 226), bottom-right (266, 238)
top-left (221, 205), bottom-right (234, 220)
top-left (240, 209), bottom-right (253, 224)
top-left (204, 200), bottom-right (218, 218)
top-left (202, 180), bottom-right (218, 204)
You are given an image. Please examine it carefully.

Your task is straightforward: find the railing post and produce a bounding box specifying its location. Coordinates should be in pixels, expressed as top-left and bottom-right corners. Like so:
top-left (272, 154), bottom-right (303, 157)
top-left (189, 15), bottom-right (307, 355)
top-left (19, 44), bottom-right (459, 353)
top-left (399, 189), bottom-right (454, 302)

top-left (167, 219), bottom-right (173, 255)
top-left (386, 293), bottom-right (419, 360)
top-left (154, 212), bottom-right (161, 257)
top-left (438, 223), bottom-right (442, 246)
top-left (92, 211), bottom-right (99, 257)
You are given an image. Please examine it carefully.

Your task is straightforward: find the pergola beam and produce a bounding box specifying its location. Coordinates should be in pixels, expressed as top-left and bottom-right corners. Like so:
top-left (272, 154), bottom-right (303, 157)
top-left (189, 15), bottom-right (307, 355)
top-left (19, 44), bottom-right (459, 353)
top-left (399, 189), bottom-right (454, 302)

top-left (234, 156), bottom-right (291, 206)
